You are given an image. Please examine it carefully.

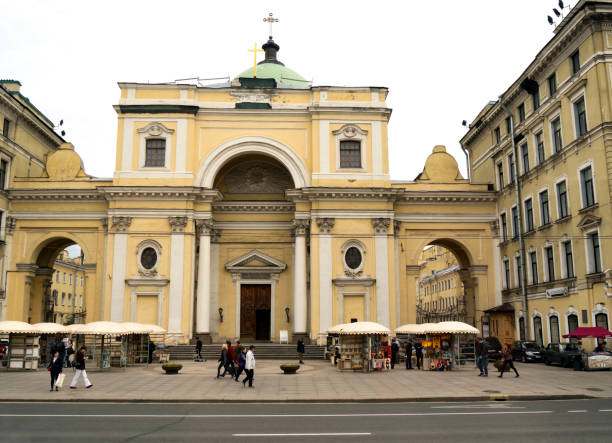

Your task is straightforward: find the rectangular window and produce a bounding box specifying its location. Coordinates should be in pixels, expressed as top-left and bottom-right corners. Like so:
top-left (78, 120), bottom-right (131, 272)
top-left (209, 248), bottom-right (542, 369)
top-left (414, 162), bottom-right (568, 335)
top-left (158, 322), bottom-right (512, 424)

top-left (504, 260), bottom-right (510, 289)
top-left (548, 74), bottom-right (557, 96)
top-left (505, 117), bottom-right (512, 135)
top-left (570, 50), bottom-right (580, 75)
top-left (556, 180), bottom-right (568, 218)
top-left (69, 274), bottom-right (72, 285)
top-left (530, 251), bottom-right (538, 284)
top-left (0, 159), bottom-right (8, 190)
top-left (515, 256), bottom-right (523, 288)
top-left (520, 143), bottom-right (529, 174)
top-left (494, 127), bottom-right (501, 144)
top-left (511, 206), bottom-right (519, 238)
top-left (145, 139), bottom-right (166, 167)
top-left (539, 190), bottom-right (550, 225)
top-left (524, 198), bottom-right (534, 232)
top-left (508, 154), bottom-right (515, 184)
top-left (2, 118), bottom-right (9, 138)
top-left (545, 246), bottom-right (555, 282)
top-left (574, 97), bottom-right (587, 137)
top-left (551, 117), bottom-right (562, 153)
top-left (535, 132), bottom-right (545, 164)
top-left (500, 213), bottom-right (508, 242)
top-left (518, 103), bottom-right (525, 122)
top-left (563, 241), bottom-right (574, 278)
top-left (580, 165), bottom-right (595, 208)
top-left (63, 273), bottom-right (66, 284)
top-left (589, 232), bottom-right (601, 273)
top-left (497, 162), bottom-right (504, 189)
top-left (56, 272), bottom-right (59, 283)
top-left (532, 88), bottom-right (540, 110)
top-left (339, 140), bottom-right (361, 168)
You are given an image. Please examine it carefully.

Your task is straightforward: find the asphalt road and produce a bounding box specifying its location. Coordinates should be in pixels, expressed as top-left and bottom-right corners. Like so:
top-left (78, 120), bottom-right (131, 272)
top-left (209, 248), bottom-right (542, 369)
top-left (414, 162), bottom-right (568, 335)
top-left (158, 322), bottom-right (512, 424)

top-left (0, 399), bottom-right (611, 442)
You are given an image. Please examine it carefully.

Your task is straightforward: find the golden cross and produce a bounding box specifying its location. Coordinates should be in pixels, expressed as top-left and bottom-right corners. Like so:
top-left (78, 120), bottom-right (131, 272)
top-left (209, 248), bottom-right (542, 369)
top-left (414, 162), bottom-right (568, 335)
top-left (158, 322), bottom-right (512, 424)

top-left (248, 43), bottom-right (264, 77)
top-left (263, 12), bottom-right (279, 38)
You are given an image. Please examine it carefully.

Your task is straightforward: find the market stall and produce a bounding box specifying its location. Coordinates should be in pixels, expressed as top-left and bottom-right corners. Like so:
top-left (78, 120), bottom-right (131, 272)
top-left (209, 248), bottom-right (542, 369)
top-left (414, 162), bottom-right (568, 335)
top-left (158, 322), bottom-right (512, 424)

top-left (121, 322), bottom-right (167, 365)
top-left (396, 321), bottom-right (479, 370)
top-left (327, 321), bottom-right (391, 372)
top-left (31, 322), bottom-right (71, 365)
top-left (0, 321), bottom-right (42, 370)
top-left (68, 321), bottom-right (133, 369)
top-left (563, 326), bottom-right (612, 370)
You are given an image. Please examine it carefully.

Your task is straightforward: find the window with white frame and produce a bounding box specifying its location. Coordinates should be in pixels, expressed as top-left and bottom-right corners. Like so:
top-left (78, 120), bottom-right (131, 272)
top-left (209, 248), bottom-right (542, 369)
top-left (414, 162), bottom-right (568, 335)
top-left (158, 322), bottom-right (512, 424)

top-left (503, 259), bottom-right (510, 289)
top-left (545, 246), bottom-right (555, 282)
top-left (551, 117), bottom-right (562, 153)
top-left (339, 140), bottom-right (361, 168)
top-left (556, 180), bottom-right (569, 219)
top-left (562, 240), bottom-right (574, 279)
top-left (61, 293), bottom-right (65, 306)
top-left (511, 206), bottom-right (519, 238)
top-left (333, 124), bottom-right (367, 171)
top-left (524, 198), bottom-right (534, 232)
top-left (568, 314), bottom-right (579, 334)
top-left (0, 158), bottom-right (8, 190)
top-left (570, 50), bottom-right (580, 75)
top-left (494, 127), bottom-right (501, 144)
top-left (539, 189), bottom-right (550, 225)
top-left (520, 142), bottom-right (529, 174)
top-left (55, 271), bottom-right (59, 283)
top-left (500, 212), bottom-right (508, 242)
top-left (586, 231), bottom-right (602, 274)
top-left (548, 73), bottom-right (557, 96)
top-left (518, 103), bottom-right (525, 123)
top-left (549, 315), bottom-right (560, 343)
top-left (145, 139), bottom-right (166, 167)
top-left (574, 96), bottom-right (587, 137)
top-left (63, 272), bottom-right (66, 283)
top-left (497, 162), bottom-right (504, 189)
top-left (535, 131), bottom-right (545, 165)
top-left (533, 87), bottom-right (540, 110)
top-left (529, 251), bottom-right (538, 285)
top-left (533, 316), bottom-right (543, 346)
top-left (515, 255), bottom-right (522, 288)
top-left (508, 153), bottom-right (515, 184)
top-left (579, 165), bottom-right (595, 208)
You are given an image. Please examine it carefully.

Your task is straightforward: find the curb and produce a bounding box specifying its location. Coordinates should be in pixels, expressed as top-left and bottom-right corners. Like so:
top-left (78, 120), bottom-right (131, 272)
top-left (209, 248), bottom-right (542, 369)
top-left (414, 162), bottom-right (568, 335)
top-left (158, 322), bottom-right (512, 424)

top-left (0, 394), bottom-right (595, 403)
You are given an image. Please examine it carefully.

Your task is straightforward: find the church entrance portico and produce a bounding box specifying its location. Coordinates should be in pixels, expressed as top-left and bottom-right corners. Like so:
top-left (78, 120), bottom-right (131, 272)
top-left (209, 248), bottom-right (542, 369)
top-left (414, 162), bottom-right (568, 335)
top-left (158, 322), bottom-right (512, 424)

top-left (240, 284), bottom-right (271, 340)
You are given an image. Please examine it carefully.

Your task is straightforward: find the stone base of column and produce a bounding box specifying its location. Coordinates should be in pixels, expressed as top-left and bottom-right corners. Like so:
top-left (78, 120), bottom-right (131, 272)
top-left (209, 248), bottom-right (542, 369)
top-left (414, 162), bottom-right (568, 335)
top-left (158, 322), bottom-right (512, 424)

top-left (292, 332), bottom-right (310, 344)
top-left (192, 333), bottom-right (212, 344)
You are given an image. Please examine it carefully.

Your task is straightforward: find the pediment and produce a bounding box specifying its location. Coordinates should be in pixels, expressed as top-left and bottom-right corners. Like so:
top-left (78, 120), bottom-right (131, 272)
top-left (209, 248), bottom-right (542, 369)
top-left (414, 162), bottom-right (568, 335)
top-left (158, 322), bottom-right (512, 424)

top-left (225, 250), bottom-right (287, 273)
top-left (577, 214), bottom-right (601, 231)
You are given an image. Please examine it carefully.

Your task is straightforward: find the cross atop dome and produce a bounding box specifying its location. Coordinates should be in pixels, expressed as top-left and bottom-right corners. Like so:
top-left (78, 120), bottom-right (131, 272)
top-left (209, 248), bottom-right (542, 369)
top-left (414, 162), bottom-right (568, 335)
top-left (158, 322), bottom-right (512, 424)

top-left (263, 12), bottom-right (278, 39)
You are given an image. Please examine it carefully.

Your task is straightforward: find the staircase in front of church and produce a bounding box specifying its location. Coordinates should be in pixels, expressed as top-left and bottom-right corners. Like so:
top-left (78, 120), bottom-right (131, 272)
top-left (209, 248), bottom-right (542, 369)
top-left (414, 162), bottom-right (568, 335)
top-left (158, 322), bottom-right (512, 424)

top-left (165, 343), bottom-right (326, 361)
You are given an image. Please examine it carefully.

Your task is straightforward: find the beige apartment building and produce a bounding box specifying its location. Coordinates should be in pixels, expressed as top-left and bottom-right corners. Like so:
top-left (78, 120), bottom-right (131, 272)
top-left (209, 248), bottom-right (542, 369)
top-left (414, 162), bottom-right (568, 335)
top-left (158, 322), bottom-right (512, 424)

top-left (50, 250), bottom-right (87, 325)
top-left (461, 0), bottom-right (612, 348)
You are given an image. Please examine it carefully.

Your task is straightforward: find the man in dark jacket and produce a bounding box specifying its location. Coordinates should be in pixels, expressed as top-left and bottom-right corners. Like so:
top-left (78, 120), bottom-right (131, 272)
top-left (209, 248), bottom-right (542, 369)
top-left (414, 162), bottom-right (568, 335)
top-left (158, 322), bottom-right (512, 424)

top-left (391, 339), bottom-right (399, 369)
top-left (476, 337), bottom-right (489, 376)
top-left (195, 337), bottom-right (203, 360)
top-left (297, 338), bottom-right (305, 364)
top-left (148, 340), bottom-right (156, 364)
top-left (48, 351), bottom-right (63, 391)
top-left (405, 341), bottom-right (413, 370)
top-left (414, 341), bottom-right (424, 370)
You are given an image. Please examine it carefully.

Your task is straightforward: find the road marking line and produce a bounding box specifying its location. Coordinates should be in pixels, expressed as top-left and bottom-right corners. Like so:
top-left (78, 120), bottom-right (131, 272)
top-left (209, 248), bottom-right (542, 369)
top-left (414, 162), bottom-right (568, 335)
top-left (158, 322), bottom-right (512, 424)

top-left (233, 433), bottom-right (371, 437)
top-left (568, 410), bottom-right (587, 413)
top-left (599, 409), bottom-right (612, 412)
top-left (0, 411), bottom-right (553, 418)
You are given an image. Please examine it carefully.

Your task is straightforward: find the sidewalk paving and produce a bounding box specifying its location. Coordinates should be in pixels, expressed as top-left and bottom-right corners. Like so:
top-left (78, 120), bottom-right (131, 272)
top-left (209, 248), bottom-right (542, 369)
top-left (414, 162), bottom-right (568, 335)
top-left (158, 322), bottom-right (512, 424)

top-left (1, 360), bottom-right (611, 402)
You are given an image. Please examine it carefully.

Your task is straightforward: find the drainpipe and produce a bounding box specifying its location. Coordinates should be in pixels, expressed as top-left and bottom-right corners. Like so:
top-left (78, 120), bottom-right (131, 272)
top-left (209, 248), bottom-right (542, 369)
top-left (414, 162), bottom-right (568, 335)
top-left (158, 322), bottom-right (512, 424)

top-left (460, 143), bottom-right (471, 183)
top-left (499, 96), bottom-right (530, 342)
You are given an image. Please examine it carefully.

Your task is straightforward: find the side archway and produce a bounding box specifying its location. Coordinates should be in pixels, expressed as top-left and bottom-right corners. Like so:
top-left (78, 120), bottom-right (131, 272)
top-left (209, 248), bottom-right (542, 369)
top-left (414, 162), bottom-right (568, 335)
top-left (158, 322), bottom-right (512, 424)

top-left (195, 136), bottom-right (311, 189)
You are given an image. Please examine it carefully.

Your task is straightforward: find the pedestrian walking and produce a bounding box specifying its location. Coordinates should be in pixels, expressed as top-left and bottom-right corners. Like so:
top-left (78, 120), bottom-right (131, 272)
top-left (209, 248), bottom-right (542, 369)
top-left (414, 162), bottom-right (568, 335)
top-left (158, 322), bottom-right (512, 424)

top-left (498, 344), bottom-right (519, 378)
top-left (234, 340), bottom-right (243, 365)
top-left (391, 338), bottom-right (399, 369)
top-left (47, 351), bottom-right (63, 391)
top-left (225, 341), bottom-right (236, 377)
top-left (235, 347), bottom-right (247, 382)
top-left (243, 345), bottom-right (256, 388)
top-left (55, 336), bottom-right (66, 369)
top-left (405, 340), bottom-right (413, 370)
top-left (414, 341), bottom-right (424, 370)
top-left (148, 340), bottom-right (156, 364)
top-left (195, 336), bottom-right (203, 360)
top-left (216, 344), bottom-right (228, 378)
top-left (476, 337), bottom-right (489, 377)
top-left (70, 346), bottom-right (93, 389)
top-left (65, 338), bottom-right (75, 368)
top-left (297, 338), bottom-right (305, 364)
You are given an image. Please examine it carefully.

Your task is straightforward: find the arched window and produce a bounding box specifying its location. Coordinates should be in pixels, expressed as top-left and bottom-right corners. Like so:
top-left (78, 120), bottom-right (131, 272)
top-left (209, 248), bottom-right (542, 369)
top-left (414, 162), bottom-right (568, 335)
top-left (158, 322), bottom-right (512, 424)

top-left (595, 312), bottom-right (608, 330)
top-left (518, 317), bottom-right (525, 341)
top-left (568, 314), bottom-right (579, 333)
top-left (549, 316), bottom-right (560, 343)
top-left (533, 316), bottom-right (543, 346)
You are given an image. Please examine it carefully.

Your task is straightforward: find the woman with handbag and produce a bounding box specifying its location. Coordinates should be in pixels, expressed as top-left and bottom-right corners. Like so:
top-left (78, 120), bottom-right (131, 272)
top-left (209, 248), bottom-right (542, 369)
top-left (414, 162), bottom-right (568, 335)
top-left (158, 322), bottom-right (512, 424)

top-left (47, 351), bottom-right (63, 391)
top-left (70, 346), bottom-right (93, 389)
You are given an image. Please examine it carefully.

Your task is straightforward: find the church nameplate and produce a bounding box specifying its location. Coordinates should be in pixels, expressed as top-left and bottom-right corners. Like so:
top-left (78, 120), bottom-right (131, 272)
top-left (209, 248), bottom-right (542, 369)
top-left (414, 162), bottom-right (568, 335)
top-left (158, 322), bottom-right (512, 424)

top-left (241, 272), bottom-right (271, 280)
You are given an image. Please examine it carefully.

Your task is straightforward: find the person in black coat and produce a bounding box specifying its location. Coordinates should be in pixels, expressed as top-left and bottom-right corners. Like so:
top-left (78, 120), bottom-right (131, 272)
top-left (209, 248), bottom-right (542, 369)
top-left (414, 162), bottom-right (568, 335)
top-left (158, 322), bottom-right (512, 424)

top-left (414, 341), bottom-right (424, 370)
top-left (47, 351), bottom-right (63, 391)
top-left (297, 338), bottom-right (305, 364)
top-left (391, 339), bottom-right (399, 369)
top-left (147, 341), bottom-right (156, 364)
top-left (405, 341), bottom-right (413, 370)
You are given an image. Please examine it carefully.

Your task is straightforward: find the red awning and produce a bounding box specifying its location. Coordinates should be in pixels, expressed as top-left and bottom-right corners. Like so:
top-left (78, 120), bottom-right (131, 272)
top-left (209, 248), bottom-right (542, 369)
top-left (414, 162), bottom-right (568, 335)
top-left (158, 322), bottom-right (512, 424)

top-left (562, 327), bottom-right (612, 339)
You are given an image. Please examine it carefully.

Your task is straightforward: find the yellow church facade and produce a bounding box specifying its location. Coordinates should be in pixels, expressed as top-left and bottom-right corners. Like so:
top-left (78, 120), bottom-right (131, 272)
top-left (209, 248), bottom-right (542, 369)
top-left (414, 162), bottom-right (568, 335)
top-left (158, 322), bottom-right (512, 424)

top-left (3, 38), bottom-right (498, 344)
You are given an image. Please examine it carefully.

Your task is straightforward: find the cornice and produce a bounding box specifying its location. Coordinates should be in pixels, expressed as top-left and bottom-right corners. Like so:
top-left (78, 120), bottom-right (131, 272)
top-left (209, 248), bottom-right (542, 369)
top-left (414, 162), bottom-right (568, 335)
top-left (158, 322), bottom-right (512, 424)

top-left (212, 201), bottom-right (295, 213)
top-left (99, 186), bottom-right (214, 201)
top-left (332, 277), bottom-right (376, 287)
top-left (288, 187), bottom-right (403, 201)
top-left (8, 189), bottom-right (102, 201)
top-left (398, 190), bottom-right (497, 204)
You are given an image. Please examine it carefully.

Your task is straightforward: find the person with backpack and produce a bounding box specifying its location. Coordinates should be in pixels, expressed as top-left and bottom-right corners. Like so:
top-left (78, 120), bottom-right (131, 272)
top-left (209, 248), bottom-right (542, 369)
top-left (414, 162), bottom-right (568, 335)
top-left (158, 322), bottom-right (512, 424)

top-left (234, 347), bottom-right (247, 382)
top-left (70, 346), bottom-right (93, 389)
top-left (47, 351), bottom-right (63, 391)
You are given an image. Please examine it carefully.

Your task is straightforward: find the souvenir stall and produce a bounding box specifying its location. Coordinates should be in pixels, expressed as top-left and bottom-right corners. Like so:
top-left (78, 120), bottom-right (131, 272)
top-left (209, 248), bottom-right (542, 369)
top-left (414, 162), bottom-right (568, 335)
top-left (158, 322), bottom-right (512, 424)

top-left (563, 326), bottom-right (612, 370)
top-left (0, 321), bottom-right (42, 370)
top-left (328, 322), bottom-right (391, 373)
top-left (68, 321), bottom-right (133, 369)
top-left (325, 323), bottom-right (347, 364)
top-left (121, 322), bottom-right (167, 365)
top-left (31, 322), bottom-right (71, 365)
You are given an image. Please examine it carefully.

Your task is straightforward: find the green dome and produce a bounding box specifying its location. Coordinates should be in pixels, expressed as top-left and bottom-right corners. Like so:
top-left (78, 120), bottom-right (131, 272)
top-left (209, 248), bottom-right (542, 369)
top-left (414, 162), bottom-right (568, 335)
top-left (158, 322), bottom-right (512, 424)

top-left (235, 38), bottom-right (309, 88)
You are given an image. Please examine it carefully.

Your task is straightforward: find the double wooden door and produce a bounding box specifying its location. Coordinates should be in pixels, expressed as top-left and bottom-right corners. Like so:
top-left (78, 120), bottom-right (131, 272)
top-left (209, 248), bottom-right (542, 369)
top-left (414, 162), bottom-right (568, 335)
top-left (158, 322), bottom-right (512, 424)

top-left (240, 284), bottom-right (271, 340)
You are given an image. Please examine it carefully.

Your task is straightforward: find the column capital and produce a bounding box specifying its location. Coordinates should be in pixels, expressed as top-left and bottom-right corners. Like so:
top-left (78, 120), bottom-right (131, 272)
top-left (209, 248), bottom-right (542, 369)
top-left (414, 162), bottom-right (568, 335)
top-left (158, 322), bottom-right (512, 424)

top-left (111, 216), bottom-right (132, 232)
top-left (316, 217), bottom-right (335, 234)
top-left (196, 218), bottom-right (215, 236)
top-left (372, 217), bottom-right (391, 234)
top-left (168, 216), bottom-right (188, 233)
top-left (292, 219), bottom-right (310, 236)
top-left (5, 216), bottom-right (16, 235)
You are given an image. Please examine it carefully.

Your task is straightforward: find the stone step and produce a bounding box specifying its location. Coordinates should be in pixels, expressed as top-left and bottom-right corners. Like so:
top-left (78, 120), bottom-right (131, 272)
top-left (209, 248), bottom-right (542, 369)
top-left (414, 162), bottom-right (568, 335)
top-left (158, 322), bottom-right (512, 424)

top-left (164, 344), bottom-right (326, 361)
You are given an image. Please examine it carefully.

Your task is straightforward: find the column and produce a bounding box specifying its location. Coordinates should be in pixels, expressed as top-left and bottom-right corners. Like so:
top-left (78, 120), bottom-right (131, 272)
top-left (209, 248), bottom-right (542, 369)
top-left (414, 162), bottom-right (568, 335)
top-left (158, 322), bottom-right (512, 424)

top-left (316, 218), bottom-right (334, 333)
top-left (195, 219), bottom-right (213, 342)
top-left (372, 218), bottom-right (391, 327)
top-left (168, 216), bottom-right (187, 333)
top-left (393, 220), bottom-right (401, 329)
top-left (292, 219), bottom-right (309, 342)
top-left (0, 216), bottom-right (16, 321)
top-left (110, 216), bottom-right (131, 322)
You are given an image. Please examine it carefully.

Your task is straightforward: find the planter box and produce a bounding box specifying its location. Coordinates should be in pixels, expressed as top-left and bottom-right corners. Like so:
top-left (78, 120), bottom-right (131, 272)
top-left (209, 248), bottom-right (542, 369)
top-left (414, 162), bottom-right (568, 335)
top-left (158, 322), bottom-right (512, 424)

top-left (280, 364), bottom-right (300, 374)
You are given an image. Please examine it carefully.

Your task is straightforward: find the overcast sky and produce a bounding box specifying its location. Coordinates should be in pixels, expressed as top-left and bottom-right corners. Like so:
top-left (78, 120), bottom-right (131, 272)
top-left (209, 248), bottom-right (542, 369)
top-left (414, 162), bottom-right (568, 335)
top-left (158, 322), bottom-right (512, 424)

top-left (2, 0), bottom-right (566, 181)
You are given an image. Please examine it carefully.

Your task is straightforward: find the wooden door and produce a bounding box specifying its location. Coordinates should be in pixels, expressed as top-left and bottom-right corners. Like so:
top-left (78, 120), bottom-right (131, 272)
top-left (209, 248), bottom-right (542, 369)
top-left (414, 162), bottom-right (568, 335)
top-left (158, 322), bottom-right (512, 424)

top-left (240, 284), bottom-right (271, 340)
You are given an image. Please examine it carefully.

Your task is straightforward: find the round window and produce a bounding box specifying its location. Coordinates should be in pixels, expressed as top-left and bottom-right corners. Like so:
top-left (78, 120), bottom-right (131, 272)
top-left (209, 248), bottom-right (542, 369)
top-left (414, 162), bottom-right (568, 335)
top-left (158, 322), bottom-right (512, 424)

top-left (140, 247), bottom-right (157, 270)
top-left (345, 247), bottom-right (362, 270)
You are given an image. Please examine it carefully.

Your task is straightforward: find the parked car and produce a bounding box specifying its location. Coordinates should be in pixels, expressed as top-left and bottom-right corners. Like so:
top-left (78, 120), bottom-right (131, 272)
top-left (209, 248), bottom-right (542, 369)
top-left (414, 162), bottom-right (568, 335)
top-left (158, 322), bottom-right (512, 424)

top-left (542, 342), bottom-right (582, 367)
top-left (484, 336), bottom-right (502, 361)
top-left (511, 341), bottom-right (543, 362)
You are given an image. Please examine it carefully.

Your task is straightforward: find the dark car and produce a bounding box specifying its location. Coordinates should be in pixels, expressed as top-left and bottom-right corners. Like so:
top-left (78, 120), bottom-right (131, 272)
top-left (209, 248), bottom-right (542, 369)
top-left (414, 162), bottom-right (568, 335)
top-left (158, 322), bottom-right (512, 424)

top-left (511, 341), bottom-right (543, 362)
top-left (484, 336), bottom-right (502, 360)
top-left (542, 342), bottom-right (582, 367)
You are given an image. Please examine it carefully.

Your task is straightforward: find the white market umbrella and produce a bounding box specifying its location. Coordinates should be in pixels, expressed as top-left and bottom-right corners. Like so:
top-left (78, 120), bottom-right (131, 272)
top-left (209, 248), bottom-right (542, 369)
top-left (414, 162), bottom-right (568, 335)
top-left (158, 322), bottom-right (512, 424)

top-left (327, 323), bottom-right (349, 335)
top-left (395, 323), bottom-right (436, 335)
top-left (0, 321), bottom-right (41, 334)
top-left (335, 321), bottom-right (390, 335)
top-left (31, 322), bottom-right (70, 334)
top-left (69, 321), bottom-right (132, 335)
top-left (427, 321), bottom-right (480, 335)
